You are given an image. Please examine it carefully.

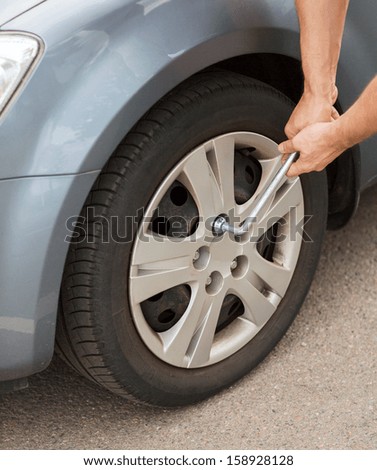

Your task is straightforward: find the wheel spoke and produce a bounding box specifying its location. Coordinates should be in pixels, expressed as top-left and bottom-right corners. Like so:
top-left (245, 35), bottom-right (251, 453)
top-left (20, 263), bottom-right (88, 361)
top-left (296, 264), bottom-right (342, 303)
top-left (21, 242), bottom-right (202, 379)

top-left (236, 156), bottom-right (284, 221)
top-left (251, 178), bottom-right (303, 238)
top-left (159, 284), bottom-right (210, 365)
top-left (179, 146), bottom-right (223, 222)
top-left (232, 277), bottom-right (277, 327)
top-left (259, 157), bottom-right (289, 192)
top-left (133, 233), bottom-right (202, 266)
top-left (130, 258), bottom-right (196, 304)
top-left (211, 135), bottom-right (236, 212)
top-left (186, 290), bottom-right (226, 367)
top-left (245, 247), bottom-right (293, 297)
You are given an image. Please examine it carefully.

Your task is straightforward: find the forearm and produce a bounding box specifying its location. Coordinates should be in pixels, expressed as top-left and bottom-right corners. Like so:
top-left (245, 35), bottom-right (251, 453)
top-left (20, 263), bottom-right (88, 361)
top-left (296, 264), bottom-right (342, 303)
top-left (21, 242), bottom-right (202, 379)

top-left (284, 0), bottom-right (349, 138)
top-left (296, 0), bottom-right (349, 100)
top-left (335, 76), bottom-right (377, 148)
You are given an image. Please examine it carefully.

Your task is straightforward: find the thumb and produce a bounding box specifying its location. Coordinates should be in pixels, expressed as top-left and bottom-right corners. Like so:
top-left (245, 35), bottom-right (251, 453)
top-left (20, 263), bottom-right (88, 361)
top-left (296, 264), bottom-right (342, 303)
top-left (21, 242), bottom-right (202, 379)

top-left (278, 139), bottom-right (296, 155)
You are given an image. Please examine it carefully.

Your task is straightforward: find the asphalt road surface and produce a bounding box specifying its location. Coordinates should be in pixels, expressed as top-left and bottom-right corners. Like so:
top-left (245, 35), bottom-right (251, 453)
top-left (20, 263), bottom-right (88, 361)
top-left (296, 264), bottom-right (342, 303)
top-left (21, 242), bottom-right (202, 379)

top-left (1, 185), bottom-right (377, 450)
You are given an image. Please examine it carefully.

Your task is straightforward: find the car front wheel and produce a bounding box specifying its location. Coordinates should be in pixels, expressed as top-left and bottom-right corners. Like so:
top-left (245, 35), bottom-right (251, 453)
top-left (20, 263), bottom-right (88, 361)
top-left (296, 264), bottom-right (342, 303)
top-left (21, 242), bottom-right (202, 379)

top-left (57, 71), bottom-right (328, 406)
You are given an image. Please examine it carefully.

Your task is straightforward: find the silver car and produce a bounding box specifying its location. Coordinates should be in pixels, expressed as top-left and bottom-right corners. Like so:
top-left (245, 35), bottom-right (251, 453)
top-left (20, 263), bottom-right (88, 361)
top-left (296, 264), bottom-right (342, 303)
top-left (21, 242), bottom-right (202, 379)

top-left (0, 0), bottom-right (376, 406)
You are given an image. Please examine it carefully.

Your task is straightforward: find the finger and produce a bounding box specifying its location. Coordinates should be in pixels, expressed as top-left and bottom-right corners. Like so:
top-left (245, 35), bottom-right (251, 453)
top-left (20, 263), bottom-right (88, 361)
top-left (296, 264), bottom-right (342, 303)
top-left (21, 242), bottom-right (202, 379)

top-left (286, 160), bottom-right (310, 177)
top-left (331, 85), bottom-right (339, 104)
top-left (286, 163), bottom-right (300, 177)
top-left (284, 124), bottom-right (296, 140)
top-left (331, 106), bottom-right (340, 120)
top-left (278, 140), bottom-right (296, 155)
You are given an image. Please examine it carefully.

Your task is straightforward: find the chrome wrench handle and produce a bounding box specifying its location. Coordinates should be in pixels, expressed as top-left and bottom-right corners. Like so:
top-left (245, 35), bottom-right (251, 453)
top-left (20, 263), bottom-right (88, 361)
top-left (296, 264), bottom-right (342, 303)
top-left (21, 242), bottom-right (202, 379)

top-left (212, 152), bottom-right (300, 236)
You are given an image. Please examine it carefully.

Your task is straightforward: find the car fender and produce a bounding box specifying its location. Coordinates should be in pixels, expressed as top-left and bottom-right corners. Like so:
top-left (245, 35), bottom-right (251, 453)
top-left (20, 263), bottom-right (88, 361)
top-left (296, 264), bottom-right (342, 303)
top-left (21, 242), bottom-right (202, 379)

top-left (1, 0), bottom-right (300, 179)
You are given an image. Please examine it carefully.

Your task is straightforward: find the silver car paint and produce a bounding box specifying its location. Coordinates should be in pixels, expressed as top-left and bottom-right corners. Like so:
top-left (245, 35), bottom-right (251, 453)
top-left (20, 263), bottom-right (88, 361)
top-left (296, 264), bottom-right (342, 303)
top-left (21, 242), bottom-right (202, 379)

top-left (0, 0), bottom-right (46, 26)
top-left (0, 0), bottom-right (376, 382)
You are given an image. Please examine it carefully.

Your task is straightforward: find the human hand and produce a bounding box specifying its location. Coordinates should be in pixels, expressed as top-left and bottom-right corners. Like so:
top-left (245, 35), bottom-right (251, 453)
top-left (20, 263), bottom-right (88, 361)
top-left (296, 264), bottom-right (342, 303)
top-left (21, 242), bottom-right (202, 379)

top-left (278, 121), bottom-right (346, 177)
top-left (284, 87), bottom-right (339, 139)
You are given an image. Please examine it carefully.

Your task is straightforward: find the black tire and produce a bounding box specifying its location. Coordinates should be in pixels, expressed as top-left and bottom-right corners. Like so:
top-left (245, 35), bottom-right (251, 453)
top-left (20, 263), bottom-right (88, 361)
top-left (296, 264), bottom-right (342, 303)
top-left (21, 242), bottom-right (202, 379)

top-left (56, 71), bottom-right (328, 406)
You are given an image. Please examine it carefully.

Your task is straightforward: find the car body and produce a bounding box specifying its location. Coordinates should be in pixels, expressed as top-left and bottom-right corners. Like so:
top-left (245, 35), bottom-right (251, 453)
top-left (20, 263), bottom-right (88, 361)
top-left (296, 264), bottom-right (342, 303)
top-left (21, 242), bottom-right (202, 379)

top-left (0, 0), bottom-right (376, 398)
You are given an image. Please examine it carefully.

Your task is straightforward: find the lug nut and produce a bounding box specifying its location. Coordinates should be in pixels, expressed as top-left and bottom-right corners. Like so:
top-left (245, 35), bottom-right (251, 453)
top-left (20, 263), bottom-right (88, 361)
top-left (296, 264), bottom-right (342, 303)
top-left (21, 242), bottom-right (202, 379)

top-left (193, 251), bottom-right (200, 261)
top-left (230, 259), bottom-right (238, 270)
top-left (206, 276), bottom-right (212, 286)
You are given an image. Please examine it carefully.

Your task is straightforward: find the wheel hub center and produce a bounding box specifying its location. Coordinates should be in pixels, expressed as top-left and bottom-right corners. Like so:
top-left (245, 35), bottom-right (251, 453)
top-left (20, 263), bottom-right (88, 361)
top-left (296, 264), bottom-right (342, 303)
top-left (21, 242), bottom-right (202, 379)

top-left (205, 235), bottom-right (243, 279)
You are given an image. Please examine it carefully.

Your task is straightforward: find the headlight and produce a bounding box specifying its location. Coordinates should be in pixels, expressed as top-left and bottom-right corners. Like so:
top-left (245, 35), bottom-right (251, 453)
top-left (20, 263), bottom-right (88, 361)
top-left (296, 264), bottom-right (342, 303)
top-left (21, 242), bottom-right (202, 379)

top-left (0, 32), bottom-right (43, 117)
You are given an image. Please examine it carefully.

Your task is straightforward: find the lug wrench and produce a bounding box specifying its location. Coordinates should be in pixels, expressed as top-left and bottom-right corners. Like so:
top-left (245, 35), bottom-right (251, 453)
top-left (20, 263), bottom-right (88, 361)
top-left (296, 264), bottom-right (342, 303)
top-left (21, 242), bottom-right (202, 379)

top-left (212, 151), bottom-right (300, 236)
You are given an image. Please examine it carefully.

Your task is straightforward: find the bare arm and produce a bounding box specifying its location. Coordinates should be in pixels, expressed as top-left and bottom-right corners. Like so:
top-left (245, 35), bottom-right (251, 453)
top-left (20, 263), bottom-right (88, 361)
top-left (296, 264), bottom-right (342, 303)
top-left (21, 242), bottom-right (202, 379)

top-left (279, 76), bottom-right (377, 176)
top-left (285, 0), bottom-right (349, 138)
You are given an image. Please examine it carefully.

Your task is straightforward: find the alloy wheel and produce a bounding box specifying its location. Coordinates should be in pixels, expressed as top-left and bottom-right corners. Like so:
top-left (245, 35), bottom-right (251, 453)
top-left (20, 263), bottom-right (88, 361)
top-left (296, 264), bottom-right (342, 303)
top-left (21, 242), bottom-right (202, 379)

top-left (130, 132), bottom-right (304, 368)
